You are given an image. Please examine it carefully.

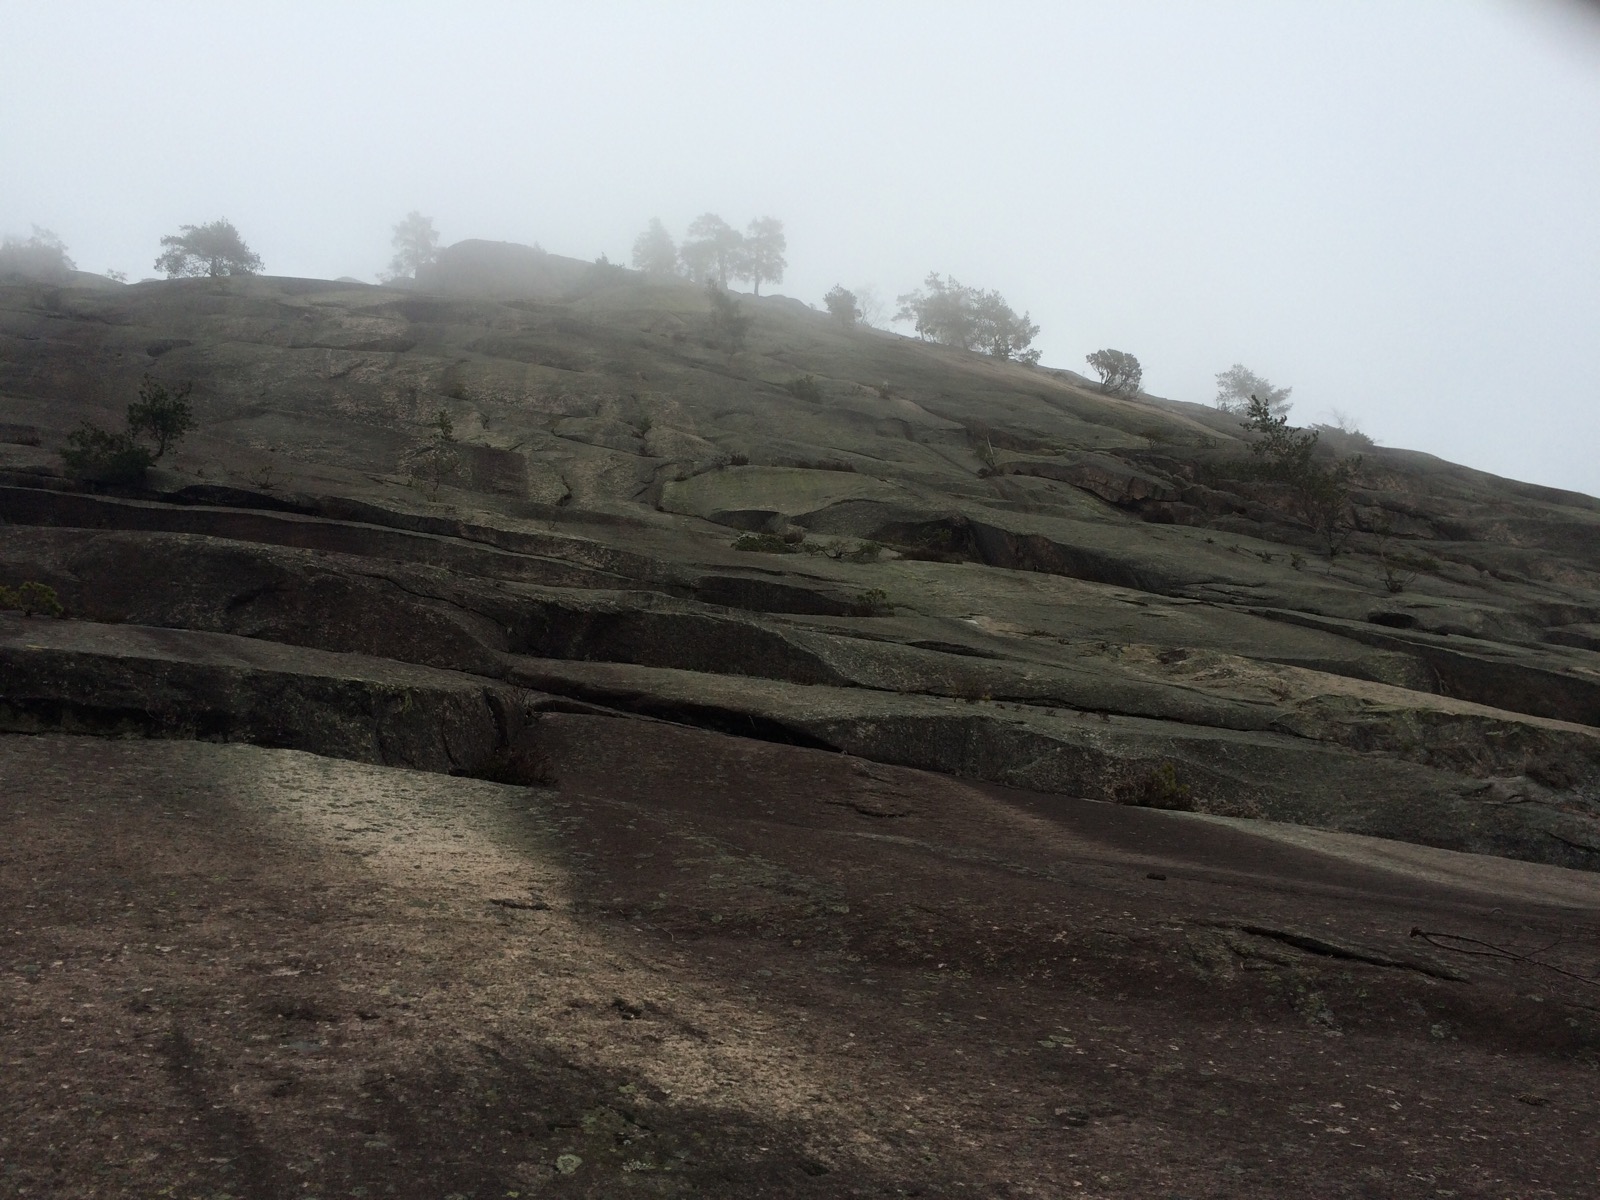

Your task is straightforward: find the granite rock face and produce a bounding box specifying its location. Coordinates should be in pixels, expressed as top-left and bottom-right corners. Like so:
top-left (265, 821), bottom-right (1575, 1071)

top-left (3, 258), bottom-right (1599, 869)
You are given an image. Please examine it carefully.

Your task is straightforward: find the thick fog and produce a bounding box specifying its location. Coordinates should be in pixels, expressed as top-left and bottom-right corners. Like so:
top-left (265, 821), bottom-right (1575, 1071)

top-left (6, 0), bottom-right (1600, 497)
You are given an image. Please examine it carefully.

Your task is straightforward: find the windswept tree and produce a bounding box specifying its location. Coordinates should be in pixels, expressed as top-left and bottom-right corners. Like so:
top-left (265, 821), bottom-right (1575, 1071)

top-left (384, 211), bottom-right (439, 282)
top-left (1216, 363), bottom-right (1291, 416)
top-left (155, 219), bottom-right (262, 278)
top-left (0, 226), bottom-right (76, 282)
top-left (631, 218), bottom-right (679, 276)
top-left (823, 285), bottom-right (860, 329)
top-left (972, 291), bottom-right (1041, 364)
top-left (1086, 349), bottom-right (1143, 398)
top-left (1241, 395), bottom-right (1360, 555)
top-left (679, 213), bottom-right (742, 286)
top-left (734, 217), bottom-right (786, 296)
top-left (895, 273), bottom-right (1040, 364)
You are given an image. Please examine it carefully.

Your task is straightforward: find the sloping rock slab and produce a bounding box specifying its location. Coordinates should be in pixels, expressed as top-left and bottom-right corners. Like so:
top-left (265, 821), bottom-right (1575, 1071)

top-left (503, 657), bottom-right (1600, 870)
top-left (0, 615), bottom-right (563, 774)
top-left (1002, 452), bottom-right (1177, 505)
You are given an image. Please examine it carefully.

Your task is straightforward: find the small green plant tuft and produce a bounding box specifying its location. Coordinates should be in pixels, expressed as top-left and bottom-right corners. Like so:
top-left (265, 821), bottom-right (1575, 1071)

top-left (1119, 762), bottom-right (1195, 812)
top-left (851, 587), bottom-right (892, 616)
top-left (1374, 522), bottom-right (1440, 595)
top-left (732, 532), bottom-right (797, 554)
top-left (0, 581), bottom-right (64, 618)
top-left (782, 374), bottom-right (823, 403)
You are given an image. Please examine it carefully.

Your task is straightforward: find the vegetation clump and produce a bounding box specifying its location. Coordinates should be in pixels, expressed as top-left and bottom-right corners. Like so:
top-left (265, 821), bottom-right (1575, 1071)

top-left (1118, 761), bottom-right (1195, 811)
top-left (1085, 349), bottom-right (1143, 398)
top-left (126, 376), bottom-right (196, 457)
top-left (402, 409), bottom-right (463, 500)
top-left (824, 285), bottom-right (861, 329)
top-left (732, 532), bottom-right (797, 554)
top-left (61, 425), bottom-right (155, 485)
top-left (0, 226), bottom-right (75, 282)
top-left (704, 281), bottom-right (751, 354)
top-left (631, 218), bottom-right (679, 276)
top-left (0, 581), bottom-right (64, 618)
top-left (851, 587), bottom-right (893, 616)
top-left (782, 374), bottom-right (823, 402)
top-left (1240, 395), bottom-right (1361, 556)
top-left (1375, 521), bottom-right (1441, 594)
top-left (155, 219), bottom-right (262, 278)
top-left (674, 214), bottom-right (787, 294)
top-left (60, 375), bottom-right (194, 485)
top-left (894, 273), bottom-right (1040, 364)
top-left (1216, 364), bottom-right (1291, 416)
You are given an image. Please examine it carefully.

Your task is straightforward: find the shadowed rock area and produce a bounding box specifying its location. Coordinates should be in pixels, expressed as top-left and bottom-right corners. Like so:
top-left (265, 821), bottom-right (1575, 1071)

top-left (2, 259), bottom-right (1598, 1196)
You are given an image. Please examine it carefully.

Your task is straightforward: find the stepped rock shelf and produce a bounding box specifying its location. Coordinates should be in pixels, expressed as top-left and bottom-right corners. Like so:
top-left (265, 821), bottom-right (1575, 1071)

top-left (2, 254), bottom-right (1597, 1196)
top-left (3, 256), bottom-right (1598, 870)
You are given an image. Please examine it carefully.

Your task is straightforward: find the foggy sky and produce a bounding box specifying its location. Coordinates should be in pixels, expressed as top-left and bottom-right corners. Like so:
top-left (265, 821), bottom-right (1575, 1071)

top-left (5, 0), bottom-right (1600, 497)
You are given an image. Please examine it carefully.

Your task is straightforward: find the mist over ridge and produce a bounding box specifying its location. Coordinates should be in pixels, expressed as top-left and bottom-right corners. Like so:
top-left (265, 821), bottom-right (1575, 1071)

top-left (4, 2), bottom-right (1600, 496)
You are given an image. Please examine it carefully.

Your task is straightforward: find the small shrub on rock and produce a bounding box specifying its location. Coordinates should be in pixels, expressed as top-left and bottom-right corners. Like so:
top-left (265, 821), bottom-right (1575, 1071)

top-left (1117, 762), bottom-right (1195, 812)
top-left (732, 532), bottom-right (796, 554)
top-left (782, 374), bottom-right (823, 402)
top-left (851, 587), bottom-right (892, 616)
top-left (705, 281), bottom-right (750, 354)
top-left (0, 581), bottom-right (64, 617)
top-left (59, 373), bottom-right (195, 485)
top-left (60, 424), bottom-right (155, 484)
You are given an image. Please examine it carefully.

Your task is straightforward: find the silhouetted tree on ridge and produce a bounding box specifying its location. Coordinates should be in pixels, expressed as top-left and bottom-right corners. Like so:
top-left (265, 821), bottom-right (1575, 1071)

top-left (383, 212), bottom-right (440, 282)
top-left (155, 219), bottom-right (262, 278)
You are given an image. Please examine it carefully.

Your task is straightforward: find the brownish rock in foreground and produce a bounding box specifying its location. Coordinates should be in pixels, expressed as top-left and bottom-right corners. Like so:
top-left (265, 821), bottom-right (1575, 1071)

top-left (2, 729), bottom-right (1597, 1198)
